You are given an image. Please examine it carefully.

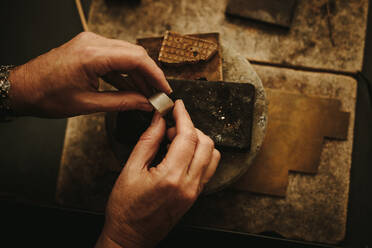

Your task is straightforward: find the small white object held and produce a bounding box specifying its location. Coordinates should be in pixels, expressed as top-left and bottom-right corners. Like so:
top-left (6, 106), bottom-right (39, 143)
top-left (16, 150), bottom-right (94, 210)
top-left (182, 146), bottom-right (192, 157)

top-left (148, 92), bottom-right (174, 116)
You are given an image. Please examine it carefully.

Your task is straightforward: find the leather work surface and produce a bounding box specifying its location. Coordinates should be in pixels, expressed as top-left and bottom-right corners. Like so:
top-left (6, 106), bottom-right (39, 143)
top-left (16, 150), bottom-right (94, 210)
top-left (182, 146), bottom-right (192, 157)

top-left (88, 0), bottom-right (368, 74)
top-left (137, 32), bottom-right (223, 81)
top-left (233, 90), bottom-right (350, 197)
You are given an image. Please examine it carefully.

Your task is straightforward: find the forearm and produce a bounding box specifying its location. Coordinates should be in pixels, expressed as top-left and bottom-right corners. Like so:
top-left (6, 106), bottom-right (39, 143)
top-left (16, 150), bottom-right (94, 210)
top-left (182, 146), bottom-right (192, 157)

top-left (1, 32), bottom-right (171, 119)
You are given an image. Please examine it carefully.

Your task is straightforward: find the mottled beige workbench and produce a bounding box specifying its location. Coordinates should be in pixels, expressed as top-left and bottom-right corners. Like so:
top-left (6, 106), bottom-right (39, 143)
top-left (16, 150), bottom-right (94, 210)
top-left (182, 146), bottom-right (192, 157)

top-left (57, 0), bottom-right (365, 245)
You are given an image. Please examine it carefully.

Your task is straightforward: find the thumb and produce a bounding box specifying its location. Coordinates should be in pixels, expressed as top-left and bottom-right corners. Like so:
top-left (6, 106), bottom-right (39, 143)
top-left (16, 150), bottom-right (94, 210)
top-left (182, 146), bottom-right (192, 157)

top-left (126, 112), bottom-right (166, 170)
top-left (83, 91), bottom-right (153, 113)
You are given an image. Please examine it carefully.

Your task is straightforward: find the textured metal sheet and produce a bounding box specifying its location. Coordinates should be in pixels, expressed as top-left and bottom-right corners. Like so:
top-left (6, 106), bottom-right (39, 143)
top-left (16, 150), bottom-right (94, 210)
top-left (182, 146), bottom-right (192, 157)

top-left (159, 31), bottom-right (218, 64)
top-left (233, 89), bottom-right (350, 197)
top-left (137, 32), bottom-right (223, 81)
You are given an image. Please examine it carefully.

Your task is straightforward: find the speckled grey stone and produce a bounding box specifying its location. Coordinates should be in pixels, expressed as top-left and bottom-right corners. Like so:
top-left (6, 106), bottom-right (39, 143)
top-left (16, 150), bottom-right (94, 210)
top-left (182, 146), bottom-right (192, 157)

top-left (203, 42), bottom-right (267, 193)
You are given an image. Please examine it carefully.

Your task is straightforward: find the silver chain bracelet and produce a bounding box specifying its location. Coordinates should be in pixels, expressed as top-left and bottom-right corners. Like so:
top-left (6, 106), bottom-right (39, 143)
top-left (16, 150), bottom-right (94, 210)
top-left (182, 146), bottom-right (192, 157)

top-left (0, 65), bottom-right (15, 121)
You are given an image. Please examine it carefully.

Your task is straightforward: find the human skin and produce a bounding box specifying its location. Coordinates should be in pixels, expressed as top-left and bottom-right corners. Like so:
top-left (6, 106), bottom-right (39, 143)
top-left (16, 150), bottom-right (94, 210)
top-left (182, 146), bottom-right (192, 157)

top-left (7, 32), bottom-right (221, 248)
top-left (96, 101), bottom-right (220, 248)
top-left (8, 32), bottom-right (172, 117)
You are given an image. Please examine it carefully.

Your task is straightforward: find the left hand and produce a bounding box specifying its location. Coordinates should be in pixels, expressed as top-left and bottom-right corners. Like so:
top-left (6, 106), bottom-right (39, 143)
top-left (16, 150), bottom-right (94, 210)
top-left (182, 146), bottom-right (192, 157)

top-left (8, 32), bottom-right (172, 118)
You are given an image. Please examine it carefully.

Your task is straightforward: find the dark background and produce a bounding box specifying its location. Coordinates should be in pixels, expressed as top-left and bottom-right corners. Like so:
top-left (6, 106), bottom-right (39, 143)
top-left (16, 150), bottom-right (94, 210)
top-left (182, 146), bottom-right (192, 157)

top-left (0, 1), bottom-right (371, 247)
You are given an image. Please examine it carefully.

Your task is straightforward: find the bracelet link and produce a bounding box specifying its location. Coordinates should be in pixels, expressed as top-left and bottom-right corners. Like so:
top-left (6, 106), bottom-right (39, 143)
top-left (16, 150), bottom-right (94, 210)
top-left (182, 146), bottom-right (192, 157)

top-left (0, 65), bottom-right (15, 121)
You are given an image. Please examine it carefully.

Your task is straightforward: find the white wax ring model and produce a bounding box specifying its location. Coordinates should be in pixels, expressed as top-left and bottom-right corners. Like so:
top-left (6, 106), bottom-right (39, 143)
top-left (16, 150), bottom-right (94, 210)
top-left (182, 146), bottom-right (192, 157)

top-left (148, 92), bottom-right (174, 116)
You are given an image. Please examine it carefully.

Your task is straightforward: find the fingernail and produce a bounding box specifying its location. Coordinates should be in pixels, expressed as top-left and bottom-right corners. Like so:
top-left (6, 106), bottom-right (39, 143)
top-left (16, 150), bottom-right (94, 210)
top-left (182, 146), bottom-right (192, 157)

top-left (177, 99), bottom-right (185, 107)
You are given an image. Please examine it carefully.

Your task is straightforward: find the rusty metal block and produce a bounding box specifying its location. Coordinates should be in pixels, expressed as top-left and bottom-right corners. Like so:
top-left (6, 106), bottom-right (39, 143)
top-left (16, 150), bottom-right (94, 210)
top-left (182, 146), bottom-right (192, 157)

top-left (107, 79), bottom-right (256, 165)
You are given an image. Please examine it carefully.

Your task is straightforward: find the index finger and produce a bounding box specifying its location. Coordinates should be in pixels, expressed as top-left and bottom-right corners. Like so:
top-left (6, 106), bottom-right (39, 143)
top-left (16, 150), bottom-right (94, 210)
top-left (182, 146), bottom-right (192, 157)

top-left (160, 100), bottom-right (198, 172)
top-left (105, 44), bottom-right (172, 94)
top-left (137, 56), bottom-right (173, 94)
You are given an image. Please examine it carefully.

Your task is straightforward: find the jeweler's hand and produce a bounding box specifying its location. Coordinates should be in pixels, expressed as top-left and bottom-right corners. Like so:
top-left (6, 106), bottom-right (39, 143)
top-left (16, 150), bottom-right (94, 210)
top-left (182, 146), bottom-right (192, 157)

top-left (8, 32), bottom-right (171, 118)
top-left (95, 100), bottom-right (221, 248)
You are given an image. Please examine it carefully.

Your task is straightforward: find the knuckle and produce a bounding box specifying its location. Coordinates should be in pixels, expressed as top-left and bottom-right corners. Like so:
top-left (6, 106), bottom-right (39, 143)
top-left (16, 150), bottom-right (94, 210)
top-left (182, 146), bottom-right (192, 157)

top-left (138, 131), bottom-right (154, 145)
top-left (158, 176), bottom-right (198, 203)
top-left (135, 45), bottom-right (149, 58)
top-left (76, 31), bottom-right (96, 41)
top-left (130, 46), bottom-right (149, 69)
top-left (137, 45), bottom-right (148, 54)
top-left (180, 129), bottom-right (198, 145)
top-left (181, 189), bottom-right (198, 203)
top-left (117, 98), bottom-right (130, 111)
top-left (161, 177), bottom-right (179, 191)
top-left (200, 135), bottom-right (214, 148)
top-left (77, 46), bottom-right (101, 68)
top-left (80, 46), bottom-right (96, 58)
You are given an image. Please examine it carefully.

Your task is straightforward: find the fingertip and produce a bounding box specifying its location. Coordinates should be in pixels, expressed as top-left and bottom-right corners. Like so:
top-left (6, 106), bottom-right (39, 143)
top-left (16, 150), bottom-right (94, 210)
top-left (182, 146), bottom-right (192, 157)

top-left (173, 99), bottom-right (185, 112)
top-left (176, 99), bottom-right (184, 105)
top-left (160, 77), bottom-right (172, 95)
top-left (154, 66), bottom-right (172, 94)
top-left (166, 127), bottom-right (177, 140)
top-left (166, 84), bottom-right (173, 95)
top-left (151, 111), bottom-right (162, 125)
top-left (171, 99), bottom-right (195, 132)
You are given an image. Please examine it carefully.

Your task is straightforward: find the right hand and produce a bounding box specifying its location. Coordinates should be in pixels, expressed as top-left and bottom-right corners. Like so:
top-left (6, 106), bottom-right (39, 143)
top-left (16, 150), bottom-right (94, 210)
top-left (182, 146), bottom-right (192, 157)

top-left (96, 100), bottom-right (221, 248)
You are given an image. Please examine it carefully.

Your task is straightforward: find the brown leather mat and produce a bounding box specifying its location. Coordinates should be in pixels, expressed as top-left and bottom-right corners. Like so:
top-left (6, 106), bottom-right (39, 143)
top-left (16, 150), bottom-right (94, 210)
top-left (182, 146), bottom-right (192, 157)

top-left (233, 89), bottom-right (350, 196)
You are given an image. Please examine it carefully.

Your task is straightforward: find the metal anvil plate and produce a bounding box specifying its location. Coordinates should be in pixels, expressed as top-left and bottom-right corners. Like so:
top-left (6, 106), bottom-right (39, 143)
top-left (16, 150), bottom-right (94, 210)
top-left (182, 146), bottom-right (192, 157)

top-left (107, 79), bottom-right (255, 163)
top-left (168, 79), bottom-right (255, 150)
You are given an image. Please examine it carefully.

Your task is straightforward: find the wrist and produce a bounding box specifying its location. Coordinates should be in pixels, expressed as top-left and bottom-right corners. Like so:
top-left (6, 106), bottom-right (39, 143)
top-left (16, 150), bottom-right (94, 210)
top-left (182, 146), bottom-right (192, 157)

top-left (98, 224), bottom-right (151, 248)
top-left (8, 64), bottom-right (36, 116)
top-left (95, 231), bottom-right (125, 248)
